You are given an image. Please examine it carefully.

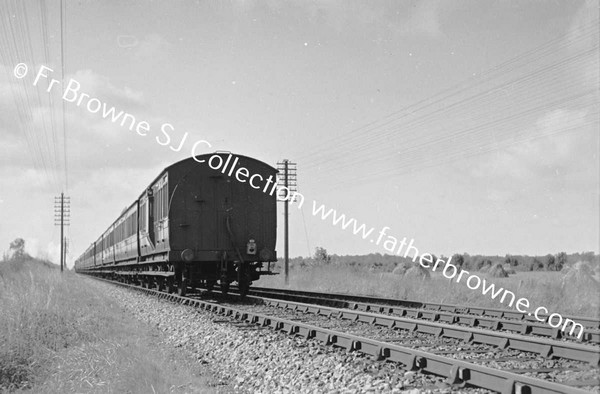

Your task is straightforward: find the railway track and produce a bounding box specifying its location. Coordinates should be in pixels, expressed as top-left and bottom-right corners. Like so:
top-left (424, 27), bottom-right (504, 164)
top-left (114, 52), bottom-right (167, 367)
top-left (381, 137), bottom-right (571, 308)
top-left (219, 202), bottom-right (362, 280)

top-left (93, 276), bottom-right (600, 393)
top-left (239, 286), bottom-right (600, 344)
top-left (235, 297), bottom-right (600, 364)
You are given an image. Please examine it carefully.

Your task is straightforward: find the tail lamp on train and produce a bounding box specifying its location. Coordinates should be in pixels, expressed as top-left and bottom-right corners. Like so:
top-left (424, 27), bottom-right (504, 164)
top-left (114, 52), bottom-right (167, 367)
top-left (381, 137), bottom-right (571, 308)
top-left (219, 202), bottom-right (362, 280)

top-left (246, 239), bottom-right (257, 255)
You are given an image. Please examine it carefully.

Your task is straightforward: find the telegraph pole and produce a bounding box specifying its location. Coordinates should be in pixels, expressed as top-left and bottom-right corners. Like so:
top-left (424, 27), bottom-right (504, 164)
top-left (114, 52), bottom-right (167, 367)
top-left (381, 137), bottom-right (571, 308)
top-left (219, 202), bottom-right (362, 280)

top-left (276, 160), bottom-right (297, 285)
top-left (54, 193), bottom-right (70, 272)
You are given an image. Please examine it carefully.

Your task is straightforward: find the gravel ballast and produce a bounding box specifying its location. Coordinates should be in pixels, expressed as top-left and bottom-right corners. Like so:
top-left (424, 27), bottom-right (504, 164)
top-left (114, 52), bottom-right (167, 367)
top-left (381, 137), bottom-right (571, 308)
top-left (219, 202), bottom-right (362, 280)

top-left (97, 280), bottom-right (495, 393)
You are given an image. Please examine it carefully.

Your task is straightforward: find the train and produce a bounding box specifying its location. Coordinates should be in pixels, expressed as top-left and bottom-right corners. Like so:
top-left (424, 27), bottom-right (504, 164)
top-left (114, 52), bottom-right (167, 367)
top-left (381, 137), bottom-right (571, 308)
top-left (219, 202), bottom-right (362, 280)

top-left (74, 152), bottom-right (278, 296)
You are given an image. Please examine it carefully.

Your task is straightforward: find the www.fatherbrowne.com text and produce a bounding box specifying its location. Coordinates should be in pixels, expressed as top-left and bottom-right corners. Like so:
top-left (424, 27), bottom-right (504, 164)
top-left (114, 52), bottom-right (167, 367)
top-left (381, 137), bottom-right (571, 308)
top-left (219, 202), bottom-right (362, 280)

top-left (15, 62), bottom-right (585, 340)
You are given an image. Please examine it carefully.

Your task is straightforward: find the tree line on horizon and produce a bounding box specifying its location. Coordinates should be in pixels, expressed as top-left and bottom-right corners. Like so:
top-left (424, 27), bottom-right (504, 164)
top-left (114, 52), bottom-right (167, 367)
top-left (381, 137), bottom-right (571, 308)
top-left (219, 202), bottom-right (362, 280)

top-left (282, 247), bottom-right (598, 273)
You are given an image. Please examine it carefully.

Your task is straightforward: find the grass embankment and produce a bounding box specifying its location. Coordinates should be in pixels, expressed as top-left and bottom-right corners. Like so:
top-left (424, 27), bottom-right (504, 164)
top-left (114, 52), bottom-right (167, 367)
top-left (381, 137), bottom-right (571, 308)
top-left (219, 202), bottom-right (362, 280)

top-left (0, 259), bottom-right (214, 393)
top-left (256, 263), bottom-right (600, 318)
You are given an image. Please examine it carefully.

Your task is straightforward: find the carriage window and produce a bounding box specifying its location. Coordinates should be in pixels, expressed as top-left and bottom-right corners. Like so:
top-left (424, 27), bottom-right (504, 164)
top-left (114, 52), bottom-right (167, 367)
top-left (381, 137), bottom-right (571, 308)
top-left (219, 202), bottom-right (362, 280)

top-left (158, 187), bottom-right (163, 219)
top-left (153, 184), bottom-right (168, 220)
top-left (140, 201), bottom-right (147, 232)
top-left (126, 215), bottom-right (131, 238)
top-left (153, 188), bottom-right (159, 221)
top-left (163, 181), bottom-right (168, 217)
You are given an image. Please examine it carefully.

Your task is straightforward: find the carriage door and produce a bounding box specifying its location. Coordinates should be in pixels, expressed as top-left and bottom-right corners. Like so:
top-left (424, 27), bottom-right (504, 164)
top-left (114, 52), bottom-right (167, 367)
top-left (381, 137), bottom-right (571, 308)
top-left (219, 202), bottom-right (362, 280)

top-left (214, 176), bottom-right (233, 250)
top-left (147, 188), bottom-right (155, 247)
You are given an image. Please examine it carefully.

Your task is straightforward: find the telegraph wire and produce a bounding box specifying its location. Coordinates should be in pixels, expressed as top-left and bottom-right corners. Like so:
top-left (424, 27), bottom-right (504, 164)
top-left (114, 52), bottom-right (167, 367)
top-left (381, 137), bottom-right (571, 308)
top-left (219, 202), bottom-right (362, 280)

top-left (326, 111), bottom-right (599, 189)
top-left (302, 37), bottom-right (599, 173)
top-left (0, 0), bottom-right (63, 190)
top-left (17, 0), bottom-right (54, 181)
top-left (326, 118), bottom-right (598, 190)
top-left (315, 86), bottom-right (597, 184)
top-left (326, 99), bottom-right (598, 189)
top-left (39, 0), bottom-right (61, 185)
top-left (295, 21), bottom-right (599, 164)
top-left (60, 0), bottom-right (69, 192)
top-left (297, 22), bottom-right (598, 187)
top-left (3, 1), bottom-right (49, 179)
top-left (294, 21), bottom-right (598, 180)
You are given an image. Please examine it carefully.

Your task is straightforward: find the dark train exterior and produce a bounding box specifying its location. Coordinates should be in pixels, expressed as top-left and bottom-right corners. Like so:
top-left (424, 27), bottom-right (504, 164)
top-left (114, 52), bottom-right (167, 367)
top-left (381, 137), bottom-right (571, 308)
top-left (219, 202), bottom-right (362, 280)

top-left (74, 153), bottom-right (278, 296)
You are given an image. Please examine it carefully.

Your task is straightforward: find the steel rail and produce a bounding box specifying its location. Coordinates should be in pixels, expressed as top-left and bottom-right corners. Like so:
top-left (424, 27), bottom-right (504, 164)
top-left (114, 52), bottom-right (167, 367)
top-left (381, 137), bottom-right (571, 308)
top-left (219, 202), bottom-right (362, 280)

top-left (95, 277), bottom-right (595, 394)
top-left (251, 296), bottom-right (600, 366)
top-left (238, 287), bottom-right (600, 344)
top-left (248, 286), bottom-right (600, 330)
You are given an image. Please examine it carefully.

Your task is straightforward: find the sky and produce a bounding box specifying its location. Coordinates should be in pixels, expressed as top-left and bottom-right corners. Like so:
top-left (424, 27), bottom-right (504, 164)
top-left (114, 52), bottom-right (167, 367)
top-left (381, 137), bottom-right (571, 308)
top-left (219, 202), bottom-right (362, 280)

top-left (0, 0), bottom-right (598, 267)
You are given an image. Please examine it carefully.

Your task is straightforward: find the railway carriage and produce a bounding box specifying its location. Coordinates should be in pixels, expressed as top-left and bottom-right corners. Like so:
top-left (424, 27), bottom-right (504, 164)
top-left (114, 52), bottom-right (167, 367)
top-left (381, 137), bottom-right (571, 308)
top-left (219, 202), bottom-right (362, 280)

top-left (74, 153), bottom-right (278, 296)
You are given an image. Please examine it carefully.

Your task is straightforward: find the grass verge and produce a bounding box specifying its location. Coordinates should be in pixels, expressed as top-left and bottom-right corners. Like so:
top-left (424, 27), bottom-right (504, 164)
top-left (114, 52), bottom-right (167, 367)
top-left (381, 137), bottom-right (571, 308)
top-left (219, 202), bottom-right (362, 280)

top-left (0, 259), bottom-right (220, 393)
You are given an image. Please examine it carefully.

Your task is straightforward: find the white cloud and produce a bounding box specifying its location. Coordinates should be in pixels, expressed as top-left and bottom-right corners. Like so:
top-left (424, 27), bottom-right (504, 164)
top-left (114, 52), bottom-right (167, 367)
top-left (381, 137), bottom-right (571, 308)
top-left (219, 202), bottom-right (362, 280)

top-left (20, 238), bottom-right (61, 265)
top-left (470, 108), bottom-right (597, 190)
top-left (0, 67), bottom-right (191, 264)
top-left (67, 69), bottom-right (146, 109)
top-left (134, 34), bottom-right (172, 59)
top-left (0, 66), bottom-right (182, 174)
top-left (0, 163), bottom-right (164, 267)
top-left (0, 64), bottom-right (32, 136)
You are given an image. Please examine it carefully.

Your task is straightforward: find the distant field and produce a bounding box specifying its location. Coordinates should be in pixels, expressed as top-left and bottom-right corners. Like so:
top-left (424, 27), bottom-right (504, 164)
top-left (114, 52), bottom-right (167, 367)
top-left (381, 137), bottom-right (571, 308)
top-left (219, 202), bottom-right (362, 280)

top-left (255, 262), bottom-right (600, 319)
top-left (0, 259), bottom-right (212, 393)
